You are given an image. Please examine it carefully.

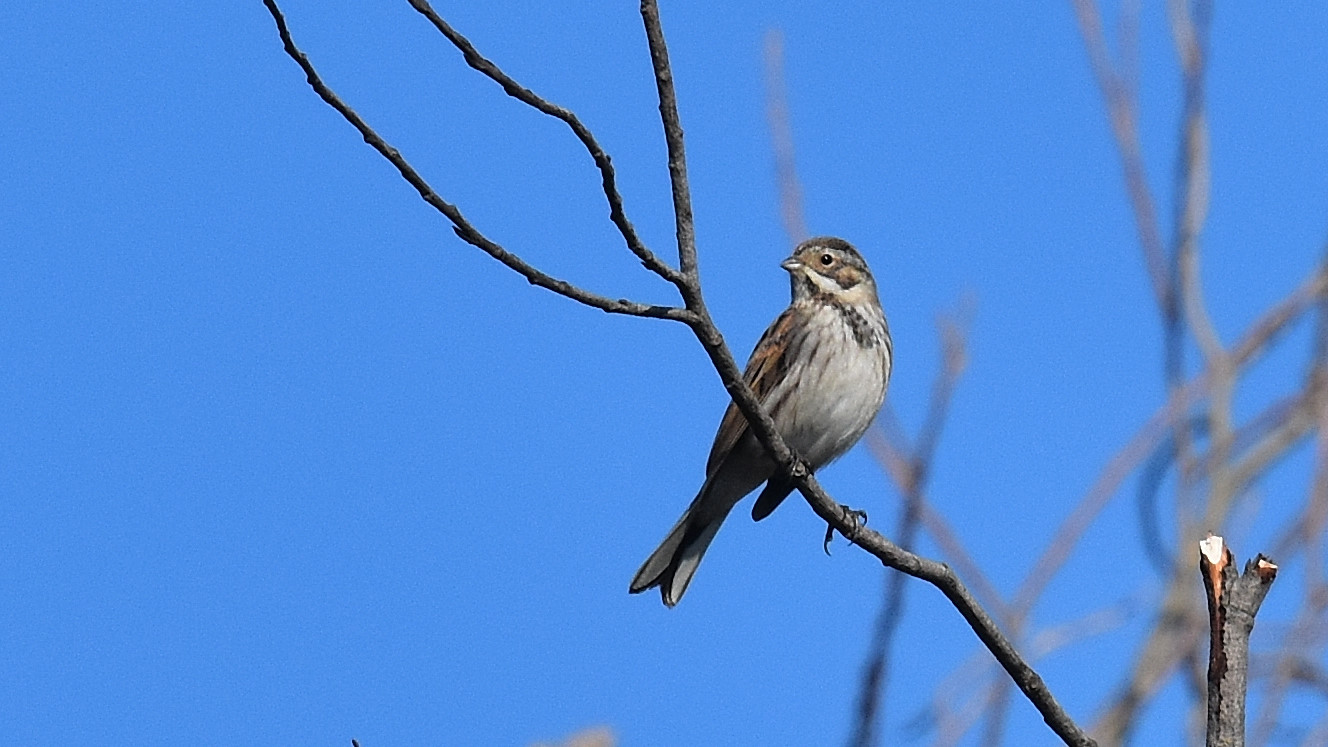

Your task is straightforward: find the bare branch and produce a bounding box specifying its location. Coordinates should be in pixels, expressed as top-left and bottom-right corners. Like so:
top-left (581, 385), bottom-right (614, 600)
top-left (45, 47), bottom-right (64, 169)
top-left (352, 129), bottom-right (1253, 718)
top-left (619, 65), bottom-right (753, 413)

top-left (261, 0), bottom-right (691, 323)
top-left (1272, 258), bottom-right (1328, 561)
top-left (1013, 260), bottom-right (1328, 620)
top-left (762, 29), bottom-right (808, 247)
top-left (1230, 264), bottom-right (1328, 366)
top-left (1065, 4), bottom-right (1320, 744)
top-left (850, 528), bottom-right (1096, 746)
top-left (1170, 0), bottom-right (1218, 364)
top-left (1225, 394), bottom-right (1317, 497)
top-left (1092, 567), bottom-right (1206, 743)
top-left (639, 0), bottom-right (699, 282)
top-left (852, 309), bottom-right (970, 747)
top-left (642, 9), bottom-right (1093, 741)
top-left (683, 317), bottom-right (1097, 745)
top-left (1199, 536), bottom-right (1277, 746)
top-left (866, 429), bottom-right (1011, 618)
top-left (1012, 384), bottom-right (1180, 615)
top-left (917, 502), bottom-right (1011, 619)
top-left (927, 652), bottom-right (1001, 745)
top-left (1071, 0), bottom-right (1192, 484)
top-left (1029, 597), bottom-right (1142, 660)
top-left (403, 0), bottom-right (683, 287)
top-left (1169, 0), bottom-right (1234, 556)
top-left (1253, 251), bottom-right (1328, 744)
top-left (1252, 591), bottom-right (1328, 744)
top-left (1070, 0), bottom-right (1171, 313)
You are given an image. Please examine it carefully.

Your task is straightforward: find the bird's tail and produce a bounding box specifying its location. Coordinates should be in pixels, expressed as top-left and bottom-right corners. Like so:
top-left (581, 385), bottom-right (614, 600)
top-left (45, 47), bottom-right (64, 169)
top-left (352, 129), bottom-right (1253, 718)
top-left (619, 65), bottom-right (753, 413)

top-left (629, 493), bottom-right (730, 607)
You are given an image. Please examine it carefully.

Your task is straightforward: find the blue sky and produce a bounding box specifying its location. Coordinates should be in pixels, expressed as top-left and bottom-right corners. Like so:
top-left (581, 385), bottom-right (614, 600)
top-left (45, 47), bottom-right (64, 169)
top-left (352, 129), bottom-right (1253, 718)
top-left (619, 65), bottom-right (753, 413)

top-left (4, 2), bottom-right (1328, 745)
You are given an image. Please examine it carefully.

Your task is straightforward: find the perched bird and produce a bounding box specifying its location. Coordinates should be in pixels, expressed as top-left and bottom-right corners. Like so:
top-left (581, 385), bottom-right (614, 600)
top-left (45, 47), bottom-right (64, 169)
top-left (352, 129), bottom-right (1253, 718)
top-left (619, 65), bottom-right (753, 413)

top-left (630, 237), bottom-right (893, 607)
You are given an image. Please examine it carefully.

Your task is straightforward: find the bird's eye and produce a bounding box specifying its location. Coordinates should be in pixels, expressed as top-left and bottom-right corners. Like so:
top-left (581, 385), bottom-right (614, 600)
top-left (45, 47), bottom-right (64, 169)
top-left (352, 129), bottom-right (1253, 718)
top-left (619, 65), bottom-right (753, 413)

top-left (819, 253), bottom-right (834, 266)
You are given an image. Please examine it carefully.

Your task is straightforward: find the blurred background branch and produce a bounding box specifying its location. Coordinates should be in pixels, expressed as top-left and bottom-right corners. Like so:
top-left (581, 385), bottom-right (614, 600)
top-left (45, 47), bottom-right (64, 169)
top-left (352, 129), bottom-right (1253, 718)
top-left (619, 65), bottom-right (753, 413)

top-left (272, 0), bottom-right (1328, 742)
top-left (764, 0), bottom-right (1328, 743)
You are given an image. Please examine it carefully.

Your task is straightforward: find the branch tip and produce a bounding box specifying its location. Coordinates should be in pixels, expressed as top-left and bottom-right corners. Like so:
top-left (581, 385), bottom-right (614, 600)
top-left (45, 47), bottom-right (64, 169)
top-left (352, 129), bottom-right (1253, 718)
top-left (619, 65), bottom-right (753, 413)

top-left (1199, 533), bottom-right (1227, 566)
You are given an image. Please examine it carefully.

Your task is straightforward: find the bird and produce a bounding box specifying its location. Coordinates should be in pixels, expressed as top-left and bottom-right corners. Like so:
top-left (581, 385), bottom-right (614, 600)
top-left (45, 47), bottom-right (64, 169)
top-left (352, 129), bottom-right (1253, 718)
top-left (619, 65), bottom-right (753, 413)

top-left (630, 236), bottom-right (892, 607)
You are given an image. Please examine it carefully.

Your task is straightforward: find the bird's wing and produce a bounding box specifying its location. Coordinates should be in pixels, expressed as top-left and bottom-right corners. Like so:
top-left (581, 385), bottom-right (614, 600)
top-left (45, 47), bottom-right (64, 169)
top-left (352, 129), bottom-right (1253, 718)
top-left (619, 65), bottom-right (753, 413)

top-left (705, 306), bottom-right (799, 477)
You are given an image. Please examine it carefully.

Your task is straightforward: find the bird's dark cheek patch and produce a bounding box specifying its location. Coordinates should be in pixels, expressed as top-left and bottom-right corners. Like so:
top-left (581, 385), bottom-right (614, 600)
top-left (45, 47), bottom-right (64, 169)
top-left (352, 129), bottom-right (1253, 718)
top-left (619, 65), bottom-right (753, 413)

top-left (834, 268), bottom-right (861, 289)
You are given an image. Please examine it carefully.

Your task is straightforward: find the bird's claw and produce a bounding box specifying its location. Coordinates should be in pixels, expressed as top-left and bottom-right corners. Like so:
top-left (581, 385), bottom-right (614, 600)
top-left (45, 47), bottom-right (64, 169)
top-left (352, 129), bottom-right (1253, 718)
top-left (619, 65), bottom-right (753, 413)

top-left (823, 504), bottom-right (869, 554)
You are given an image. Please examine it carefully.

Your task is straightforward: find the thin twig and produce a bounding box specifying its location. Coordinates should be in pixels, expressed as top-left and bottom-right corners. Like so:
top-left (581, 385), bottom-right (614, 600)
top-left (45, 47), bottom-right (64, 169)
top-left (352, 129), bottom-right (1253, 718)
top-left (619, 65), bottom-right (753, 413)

top-left (261, 0), bottom-right (691, 323)
top-left (1072, 0), bottom-right (1193, 494)
top-left (762, 29), bottom-right (808, 247)
top-left (639, 0), bottom-right (699, 283)
top-left (1019, 264), bottom-right (1322, 744)
top-left (1070, 0), bottom-right (1171, 313)
top-left (1012, 260), bottom-right (1328, 617)
top-left (1254, 249), bottom-right (1328, 744)
top-left (866, 429), bottom-right (1010, 619)
top-left (851, 312), bottom-right (968, 747)
top-left (1225, 394), bottom-right (1316, 496)
top-left (404, 0), bottom-right (683, 287)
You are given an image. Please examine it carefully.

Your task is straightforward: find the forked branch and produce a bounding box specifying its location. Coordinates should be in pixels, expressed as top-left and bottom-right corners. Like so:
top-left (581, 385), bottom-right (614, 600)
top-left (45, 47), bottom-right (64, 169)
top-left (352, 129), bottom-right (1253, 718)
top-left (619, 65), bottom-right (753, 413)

top-left (1199, 536), bottom-right (1277, 746)
top-left (261, 1), bottom-right (1095, 743)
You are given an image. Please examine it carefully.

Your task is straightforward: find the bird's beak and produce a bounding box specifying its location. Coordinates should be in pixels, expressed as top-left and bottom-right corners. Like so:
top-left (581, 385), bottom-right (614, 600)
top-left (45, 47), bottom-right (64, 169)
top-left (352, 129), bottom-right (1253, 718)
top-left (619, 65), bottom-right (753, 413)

top-left (781, 256), bottom-right (802, 273)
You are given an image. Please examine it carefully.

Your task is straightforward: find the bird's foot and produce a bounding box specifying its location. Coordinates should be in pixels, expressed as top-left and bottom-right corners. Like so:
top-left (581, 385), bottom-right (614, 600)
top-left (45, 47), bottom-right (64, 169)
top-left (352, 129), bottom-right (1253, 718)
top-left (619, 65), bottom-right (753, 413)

top-left (823, 504), bottom-right (869, 555)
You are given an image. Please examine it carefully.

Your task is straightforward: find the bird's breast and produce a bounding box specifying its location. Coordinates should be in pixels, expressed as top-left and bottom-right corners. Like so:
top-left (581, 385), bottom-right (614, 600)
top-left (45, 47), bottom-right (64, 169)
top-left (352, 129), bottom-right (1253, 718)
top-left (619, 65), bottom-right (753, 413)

top-left (768, 303), bottom-right (890, 468)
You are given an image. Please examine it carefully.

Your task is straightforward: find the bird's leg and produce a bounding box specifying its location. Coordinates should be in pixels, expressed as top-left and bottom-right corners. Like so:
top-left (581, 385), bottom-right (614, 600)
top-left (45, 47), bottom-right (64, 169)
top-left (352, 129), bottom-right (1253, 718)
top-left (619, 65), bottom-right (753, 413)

top-left (822, 504), bottom-right (869, 554)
